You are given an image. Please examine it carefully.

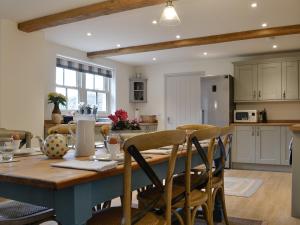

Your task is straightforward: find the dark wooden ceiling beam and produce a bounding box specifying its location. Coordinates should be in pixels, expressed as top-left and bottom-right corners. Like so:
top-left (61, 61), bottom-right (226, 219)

top-left (18, 0), bottom-right (166, 32)
top-left (87, 24), bottom-right (300, 58)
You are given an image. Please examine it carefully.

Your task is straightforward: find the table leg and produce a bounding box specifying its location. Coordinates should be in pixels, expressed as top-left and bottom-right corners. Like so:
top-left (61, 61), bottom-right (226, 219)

top-left (54, 183), bottom-right (92, 225)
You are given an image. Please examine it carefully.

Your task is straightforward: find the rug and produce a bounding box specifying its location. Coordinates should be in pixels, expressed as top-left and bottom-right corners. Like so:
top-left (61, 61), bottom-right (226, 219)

top-left (196, 217), bottom-right (268, 225)
top-left (224, 177), bottom-right (263, 197)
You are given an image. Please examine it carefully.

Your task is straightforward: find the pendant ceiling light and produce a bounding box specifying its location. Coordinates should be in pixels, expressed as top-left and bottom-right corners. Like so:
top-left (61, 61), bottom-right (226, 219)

top-left (159, 0), bottom-right (181, 26)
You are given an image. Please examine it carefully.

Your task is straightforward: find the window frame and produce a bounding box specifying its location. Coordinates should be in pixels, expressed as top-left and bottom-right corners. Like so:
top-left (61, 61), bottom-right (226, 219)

top-left (55, 67), bottom-right (111, 116)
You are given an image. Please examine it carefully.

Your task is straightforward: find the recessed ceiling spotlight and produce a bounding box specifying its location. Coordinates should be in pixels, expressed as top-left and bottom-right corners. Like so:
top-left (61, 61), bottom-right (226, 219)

top-left (116, 44), bottom-right (121, 48)
top-left (86, 32), bottom-right (92, 36)
top-left (176, 35), bottom-right (181, 39)
top-left (273, 44), bottom-right (278, 49)
top-left (203, 52), bottom-right (208, 56)
top-left (251, 2), bottom-right (258, 8)
top-left (152, 20), bottom-right (158, 25)
top-left (152, 57), bottom-right (157, 61)
top-left (261, 23), bottom-right (268, 28)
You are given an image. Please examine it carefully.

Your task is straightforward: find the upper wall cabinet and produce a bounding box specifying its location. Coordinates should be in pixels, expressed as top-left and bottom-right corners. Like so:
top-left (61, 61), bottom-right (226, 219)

top-left (258, 63), bottom-right (282, 100)
top-left (234, 65), bottom-right (258, 101)
top-left (129, 78), bottom-right (147, 103)
top-left (234, 58), bottom-right (300, 102)
top-left (282, 61), bottom-right (299, 100)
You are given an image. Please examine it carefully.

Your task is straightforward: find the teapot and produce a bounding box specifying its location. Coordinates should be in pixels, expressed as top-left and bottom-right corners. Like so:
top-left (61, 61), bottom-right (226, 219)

top-left (36, 134), bottom-right (69, 159)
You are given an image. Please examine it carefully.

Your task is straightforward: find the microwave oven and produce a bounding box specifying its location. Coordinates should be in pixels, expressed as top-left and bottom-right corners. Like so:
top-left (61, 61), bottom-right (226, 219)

top-left (234, 110), bottom-right (258, 123)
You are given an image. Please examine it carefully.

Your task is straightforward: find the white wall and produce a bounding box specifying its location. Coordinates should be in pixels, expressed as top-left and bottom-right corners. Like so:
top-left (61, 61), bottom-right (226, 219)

top-left (135, 58), bottom-right (239, 130)
top-left (0, 19), bottom-right (135, 138)
top-left (0, 19), bottom-right (46, 136)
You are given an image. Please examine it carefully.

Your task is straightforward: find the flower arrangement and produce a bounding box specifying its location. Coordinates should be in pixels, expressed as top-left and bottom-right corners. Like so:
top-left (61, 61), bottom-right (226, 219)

top-left (108, 109), bottom-right (141, 130)
top-left (48, 92), bottom-right (67, 113)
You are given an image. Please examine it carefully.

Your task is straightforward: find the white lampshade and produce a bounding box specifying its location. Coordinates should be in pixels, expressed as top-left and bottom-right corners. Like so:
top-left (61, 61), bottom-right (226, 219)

top-left (159, 1), bottom-right (181, 26)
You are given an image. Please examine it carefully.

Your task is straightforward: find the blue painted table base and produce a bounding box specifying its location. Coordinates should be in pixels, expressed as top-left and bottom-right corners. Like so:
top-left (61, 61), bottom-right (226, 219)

top-left (0, 155), bottom-right (222, 225)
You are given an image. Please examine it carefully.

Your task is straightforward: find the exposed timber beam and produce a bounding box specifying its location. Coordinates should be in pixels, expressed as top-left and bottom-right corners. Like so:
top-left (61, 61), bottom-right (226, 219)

top-left (18, 0), bottom-right (166, 32)
top-left (87, 24), bottom-right (300, 58)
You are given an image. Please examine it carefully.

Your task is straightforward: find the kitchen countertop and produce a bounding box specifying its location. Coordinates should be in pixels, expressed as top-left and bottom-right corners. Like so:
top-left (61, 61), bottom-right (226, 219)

top-left (231, 120), bottom-right (300, 126)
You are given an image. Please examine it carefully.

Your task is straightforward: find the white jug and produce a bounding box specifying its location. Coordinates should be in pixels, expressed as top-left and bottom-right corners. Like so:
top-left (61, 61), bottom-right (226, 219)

top-left (68, 119), bottom-right (95, 157)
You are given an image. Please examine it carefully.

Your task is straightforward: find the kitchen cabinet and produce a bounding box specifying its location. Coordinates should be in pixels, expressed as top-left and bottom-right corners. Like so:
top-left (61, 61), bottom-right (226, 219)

top-left (234, 58), bottom-right (300, 102)
top-left (255, 126), bottom-right (281, 165)
top-left (280, 127), bottom-right (293, 165)
top-left (233, 125), bottom-right (292, 166)
top-left (257, 63), bottom-right (282, 100)
top-left (232, 126), bottom-right (256, 163)
top-left (234, 65), bottom-right (258, 101)
top-left (282, 61), bottom-right (299, 100)
top-left (129, 78), bottom-right (147, 103)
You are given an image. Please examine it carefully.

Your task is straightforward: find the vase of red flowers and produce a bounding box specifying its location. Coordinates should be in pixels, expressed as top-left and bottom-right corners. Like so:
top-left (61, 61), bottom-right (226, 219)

top-left (108, 109), bottom-right (141, 131)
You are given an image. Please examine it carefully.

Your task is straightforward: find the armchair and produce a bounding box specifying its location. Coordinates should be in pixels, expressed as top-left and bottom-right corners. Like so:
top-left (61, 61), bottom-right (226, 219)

top-left (0, 128), bottom-right (33, 148)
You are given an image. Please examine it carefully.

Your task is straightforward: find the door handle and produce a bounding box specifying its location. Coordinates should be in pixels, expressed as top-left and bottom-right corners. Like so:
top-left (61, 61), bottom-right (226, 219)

top-left (258, 91), bottom-right (261, 98)
top-left (202, 110), bottom-right (205, 124)
top-left (167, 117), bottom-right (170, 123)
top-left (283, 90), bottom-right (286, 99)
top-left (252, 127), bottom-right (254, 136)
top-left (253, 90), bottom-right (256, 99)
top-left (256, 127), bottom-right (260, 136)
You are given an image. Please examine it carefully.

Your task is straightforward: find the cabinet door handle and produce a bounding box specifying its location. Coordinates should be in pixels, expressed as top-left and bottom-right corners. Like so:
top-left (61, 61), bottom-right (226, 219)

top-left (256, 127), bottom-right (260, 136)
top-left (252, 127), bottom-right (255, 136)
top-left (258, 91), bottom-right (261, 98)
top-left (253, 90), bottom-right (256, 99)
top-left (283, 90), bottom-right (286, 99)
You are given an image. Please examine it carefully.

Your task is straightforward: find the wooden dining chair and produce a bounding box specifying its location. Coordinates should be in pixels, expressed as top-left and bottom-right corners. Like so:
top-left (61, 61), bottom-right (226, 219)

top-left (0, 200), bottom-right (59, 225)
top-left (210, 126), bottom-right (233, 225)
top-left (86, 130), bottom-right (186, 225)
top-left (137, 125), bottom-right (220, 225)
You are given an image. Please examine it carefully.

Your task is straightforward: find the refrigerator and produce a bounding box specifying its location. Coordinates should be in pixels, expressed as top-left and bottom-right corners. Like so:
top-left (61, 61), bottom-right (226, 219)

top-left (201, 75), bottom-right (234, 168)
top-left (201, 75), bottom-right (234, 126)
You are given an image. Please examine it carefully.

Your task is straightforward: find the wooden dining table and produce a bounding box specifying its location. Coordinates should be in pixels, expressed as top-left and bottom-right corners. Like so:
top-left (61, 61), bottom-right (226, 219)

top-left (0, 148), bottom-right (209, 225)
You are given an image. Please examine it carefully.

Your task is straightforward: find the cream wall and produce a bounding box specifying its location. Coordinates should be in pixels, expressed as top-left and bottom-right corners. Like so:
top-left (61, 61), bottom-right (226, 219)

top-left (0, 19), bottom-right (46, 136)
top-left (0, 19), bottom-right (135, 137)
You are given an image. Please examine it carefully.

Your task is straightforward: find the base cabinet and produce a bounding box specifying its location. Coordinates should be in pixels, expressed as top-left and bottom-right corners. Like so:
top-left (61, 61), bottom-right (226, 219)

top-left (232, 126), bottom-right (256, 163)
top-left (280, 127), bottom-right (293, 165)
top-left (255, 126), bottom-right (281, 165)
top-left (233, 125), bottom-right (292, 165)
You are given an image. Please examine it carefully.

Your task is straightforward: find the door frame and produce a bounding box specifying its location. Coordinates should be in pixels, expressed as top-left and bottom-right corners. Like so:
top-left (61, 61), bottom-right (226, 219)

top-left (164, 71), bottom-right (205, 129)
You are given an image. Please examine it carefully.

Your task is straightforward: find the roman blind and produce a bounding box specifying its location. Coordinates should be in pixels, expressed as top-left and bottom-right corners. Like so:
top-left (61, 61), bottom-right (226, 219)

top-left (56, 57), bottom-right (112, 78)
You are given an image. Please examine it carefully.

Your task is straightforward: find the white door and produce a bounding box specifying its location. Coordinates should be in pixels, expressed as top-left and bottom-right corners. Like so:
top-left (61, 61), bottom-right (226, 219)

top-left (258, 63), bottom-right (282, 100)
top-left (165, 74), bottom-right (202, 129)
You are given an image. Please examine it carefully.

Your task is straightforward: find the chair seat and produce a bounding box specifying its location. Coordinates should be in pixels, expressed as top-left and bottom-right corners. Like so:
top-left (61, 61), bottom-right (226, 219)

top-left (137, 184), bottom-right (185, 209)
top-left (87, 207), bottom-right (166, 225)
top-left (0, 200), bottom-right (55, 224)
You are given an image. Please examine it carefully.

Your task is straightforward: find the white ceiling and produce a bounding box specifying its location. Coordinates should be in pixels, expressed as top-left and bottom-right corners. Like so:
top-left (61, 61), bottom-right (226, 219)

top-left (1, 0), bottom-right (300, 65)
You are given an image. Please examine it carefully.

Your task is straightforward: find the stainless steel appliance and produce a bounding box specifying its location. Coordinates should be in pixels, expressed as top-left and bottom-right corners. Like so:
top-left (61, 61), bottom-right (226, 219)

top-left (201, 75), bottom-right (234, 168)
top-left (201, 75), bottom-right (234, 126)
top-left (234, 110), bottom-right (258, 123)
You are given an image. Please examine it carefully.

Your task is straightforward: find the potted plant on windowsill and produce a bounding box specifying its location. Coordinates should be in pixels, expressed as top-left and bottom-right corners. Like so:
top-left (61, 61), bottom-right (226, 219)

top-left (48, 92), bottom-right (67, 124)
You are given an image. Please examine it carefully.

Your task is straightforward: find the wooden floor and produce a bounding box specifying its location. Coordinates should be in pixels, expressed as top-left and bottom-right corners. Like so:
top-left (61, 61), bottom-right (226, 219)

top-left (224, 169), bottom-right (300, 225)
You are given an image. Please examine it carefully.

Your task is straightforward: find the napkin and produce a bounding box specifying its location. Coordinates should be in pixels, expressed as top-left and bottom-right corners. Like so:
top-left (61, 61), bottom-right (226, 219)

top-left (51, 160), bottom-right (118, 172)
top-left (142, 149), bottom-right (172, 155)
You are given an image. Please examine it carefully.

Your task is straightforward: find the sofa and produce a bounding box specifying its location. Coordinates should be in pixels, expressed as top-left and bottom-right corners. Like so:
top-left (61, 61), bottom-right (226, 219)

top-left (0, 128), bottom-right (33, 148)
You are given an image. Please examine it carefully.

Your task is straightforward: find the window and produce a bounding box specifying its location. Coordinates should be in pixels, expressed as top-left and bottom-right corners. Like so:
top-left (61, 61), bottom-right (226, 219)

top-left (55, 68), bottom-right (111, 114)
